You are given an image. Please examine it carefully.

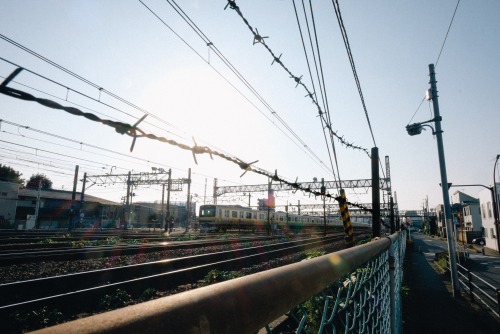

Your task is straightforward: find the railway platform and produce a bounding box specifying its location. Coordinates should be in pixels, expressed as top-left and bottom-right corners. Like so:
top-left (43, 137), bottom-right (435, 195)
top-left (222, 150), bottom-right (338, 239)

top-left (402, 234), bottom-right (500, 334)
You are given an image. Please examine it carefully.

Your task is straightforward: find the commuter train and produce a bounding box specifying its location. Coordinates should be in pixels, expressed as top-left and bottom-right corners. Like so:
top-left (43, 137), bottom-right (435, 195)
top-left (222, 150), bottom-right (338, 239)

top-left (198, 204), bottom-right (369, 233)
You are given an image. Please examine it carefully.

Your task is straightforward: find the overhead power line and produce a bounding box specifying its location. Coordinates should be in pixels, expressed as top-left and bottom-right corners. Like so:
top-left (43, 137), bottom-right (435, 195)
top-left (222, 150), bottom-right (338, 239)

top-left (435, 0), bottom-right (461, 67)
top-left (139, 0), bottom-right (333, 176)
top-left (225, 0), bottom-right (369, 157)
top-left (0, 68), bottom-right (372, 209)
top-left (331, 0), bottom-right (377, 148)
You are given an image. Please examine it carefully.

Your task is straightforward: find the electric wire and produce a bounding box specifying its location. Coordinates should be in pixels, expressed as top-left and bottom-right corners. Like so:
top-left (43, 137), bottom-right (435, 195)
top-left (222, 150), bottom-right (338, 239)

top-left (225, 0), bottom-right (369, 157)
top-left (141, 0), bottom-right (333, 176)
top-left (0, 57), bottom-right (182, 141)
top-left (293, 0), bottom-right (335, 168)
top-left (0, 77), bottom-right (373, 211)
top-left (0, 118), bottom-right (252, 189)
top-left (292, 0), bottom-right (341, 187)
top-left (0, 33), bottom-right (178, 131)
top-left (305, 0), bottom-right (343, 184)
top-left (435, 0), bottom-right (461, 68)
top-left (331, 0), bottom-right (377, 148)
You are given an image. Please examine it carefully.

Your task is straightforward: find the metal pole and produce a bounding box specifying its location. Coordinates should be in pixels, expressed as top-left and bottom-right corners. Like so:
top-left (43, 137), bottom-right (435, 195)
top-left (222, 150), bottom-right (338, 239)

top-left (493, 155), bottom-right (500, 253)
top-left (125, 171), bottom-right (131, 230)
top-left (69, 165), bottom-right (79, 230)
top-left (161, 183), bottom-right (165, 231)
top-left (166, 169), bottom-right (172, 231)
top-left (390, 196), bottom-right (395, 234)
top-left (80, 172), bottom-right (86, 228)
top-left (34, 179), bottom-right (42, 229)
top-left (322, 178), bottom-right (326, 236)
top-left (186, 168), bottom-right (191, 231)
top-left (429, 63), bottom-right (460, 296)
top-left (371, 147), bottom-right (380, 238)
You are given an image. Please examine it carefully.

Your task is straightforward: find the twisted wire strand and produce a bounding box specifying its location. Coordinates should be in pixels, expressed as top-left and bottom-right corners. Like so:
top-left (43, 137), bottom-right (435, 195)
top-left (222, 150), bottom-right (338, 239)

top-left (226, 0), bottom-right (369, 157)
top-left (1, 67), bottom-right (374, 211)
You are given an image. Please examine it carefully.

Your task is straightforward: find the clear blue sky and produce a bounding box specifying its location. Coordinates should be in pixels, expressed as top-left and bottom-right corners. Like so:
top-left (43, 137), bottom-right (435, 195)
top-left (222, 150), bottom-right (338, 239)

top-left (1, 0), bottom-right (499, 212)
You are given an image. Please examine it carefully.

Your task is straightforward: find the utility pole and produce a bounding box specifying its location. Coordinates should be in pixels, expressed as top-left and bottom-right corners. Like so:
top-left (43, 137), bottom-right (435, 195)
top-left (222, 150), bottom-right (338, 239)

top-left (493, 155), bottom-right (500, 254)
top-left (429, 63), bottom-right (460, 297)
top-left (69, 165), bottom-right (79, 230)
top-left (166, 169), bottom-right (172, 229)
top-left (34, 179), bottom-right (42, 229)
top-left (125, 171), bottom-right (131, 230)
top-left (80, 172), bottom-right (86, 228)
top-left (160, 183), bottom-right (165, 231)
top-left (372, 147), bottom-right (380, 238)
top-left (186, 168), bottom-right (191, 231)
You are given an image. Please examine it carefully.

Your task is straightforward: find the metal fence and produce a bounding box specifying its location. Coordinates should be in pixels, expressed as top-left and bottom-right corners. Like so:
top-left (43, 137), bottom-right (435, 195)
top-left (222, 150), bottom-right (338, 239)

top-left (456, 262), bottom-right (500, 318)
top-left (33, 232), bottom-right (406, 334)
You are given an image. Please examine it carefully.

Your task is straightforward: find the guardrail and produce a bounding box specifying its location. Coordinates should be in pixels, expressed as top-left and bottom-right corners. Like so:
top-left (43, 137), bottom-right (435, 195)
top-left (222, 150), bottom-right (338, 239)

top-left (32, 232), bottom-right (406, 334)
top-left (456, 262), bottom-right (500, 318)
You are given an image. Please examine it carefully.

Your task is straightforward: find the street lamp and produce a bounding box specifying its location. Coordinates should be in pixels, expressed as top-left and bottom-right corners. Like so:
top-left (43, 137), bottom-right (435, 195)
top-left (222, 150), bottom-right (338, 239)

top-left (405, 64), bottom-right (460, 297)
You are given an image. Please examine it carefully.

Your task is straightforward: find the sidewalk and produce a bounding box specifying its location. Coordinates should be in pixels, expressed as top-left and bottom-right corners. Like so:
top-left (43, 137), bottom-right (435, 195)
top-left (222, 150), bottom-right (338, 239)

top-left (402, 235), bottom-right (500, 334)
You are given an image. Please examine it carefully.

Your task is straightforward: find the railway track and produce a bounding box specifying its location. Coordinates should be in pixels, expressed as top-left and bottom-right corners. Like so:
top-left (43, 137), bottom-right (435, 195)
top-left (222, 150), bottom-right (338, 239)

top-left (0, 235), bottom-right (273, 266)
top-left (0, 234), bottom-right (350, 326)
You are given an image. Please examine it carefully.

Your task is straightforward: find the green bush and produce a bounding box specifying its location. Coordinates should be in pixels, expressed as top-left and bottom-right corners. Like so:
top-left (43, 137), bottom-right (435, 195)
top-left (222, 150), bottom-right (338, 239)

top-left (99, 289), bottom-right (132, 311)
top-left (203, 269), bottom-right (241, 285)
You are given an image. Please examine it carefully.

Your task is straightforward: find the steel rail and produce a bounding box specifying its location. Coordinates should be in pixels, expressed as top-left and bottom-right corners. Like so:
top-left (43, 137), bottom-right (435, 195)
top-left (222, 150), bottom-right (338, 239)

top-left (31, 234), bottom-right (395, 334)
top-left (0, 235), bottom-right (275, 265)
top-left (1, 235), bottom-right (349, 319)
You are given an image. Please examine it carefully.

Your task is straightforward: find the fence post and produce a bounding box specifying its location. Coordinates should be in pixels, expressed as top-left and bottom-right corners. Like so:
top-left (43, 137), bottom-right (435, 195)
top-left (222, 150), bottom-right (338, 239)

top-left (388, 235), bottom-right (401, 334)
top-left (468, 271), bottom-right (474, 303)
top-left (496, 288), bottom-right (500, 315)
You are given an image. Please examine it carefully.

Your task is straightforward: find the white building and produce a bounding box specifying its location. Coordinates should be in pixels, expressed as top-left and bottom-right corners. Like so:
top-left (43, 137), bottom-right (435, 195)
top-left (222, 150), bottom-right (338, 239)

top-left (451, 191), bottom-right (482, 232)
top-left (478, 184), bottom-right (500, 252)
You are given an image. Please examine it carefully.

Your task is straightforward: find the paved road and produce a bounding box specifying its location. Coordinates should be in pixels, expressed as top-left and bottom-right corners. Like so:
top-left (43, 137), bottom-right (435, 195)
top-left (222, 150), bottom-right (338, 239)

top-left (403, 234), bottom-right (500, 334)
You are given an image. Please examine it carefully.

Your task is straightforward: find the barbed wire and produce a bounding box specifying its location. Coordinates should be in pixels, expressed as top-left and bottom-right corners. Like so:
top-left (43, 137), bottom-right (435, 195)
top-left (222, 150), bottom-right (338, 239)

top-left (1, 67), bottom-right (375, 212)
top-left (225, 0), bottom-right (369, 157)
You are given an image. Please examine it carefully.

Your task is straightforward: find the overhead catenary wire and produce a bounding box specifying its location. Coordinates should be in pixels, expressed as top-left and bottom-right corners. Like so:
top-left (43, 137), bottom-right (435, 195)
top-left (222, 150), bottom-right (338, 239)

top-left (330, 0), bottom-right (377, 148)
top-left (435, 0), bottom-right (461, 68)
top-left (140, 0), bottom-right (333, 176)
top-left (292, 0), bottom-right (341, 185)
top-left (225, 0), bottom-right (370, 157)
top-left (0, 119), bottom-right (245, 189)
top-left (304, 0), bottom-right (343, 184)
top-left (0, 71), bottom-right (373, 212)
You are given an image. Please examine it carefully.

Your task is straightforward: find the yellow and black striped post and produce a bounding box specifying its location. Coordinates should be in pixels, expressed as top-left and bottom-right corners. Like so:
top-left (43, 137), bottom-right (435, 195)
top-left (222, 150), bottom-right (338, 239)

top-left (338, 188), bottom-right (354, 247)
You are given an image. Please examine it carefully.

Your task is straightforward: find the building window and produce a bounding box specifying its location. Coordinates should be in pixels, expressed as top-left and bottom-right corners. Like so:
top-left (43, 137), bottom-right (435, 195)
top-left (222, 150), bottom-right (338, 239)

top-left (485, 228), bottom-right (489, 238)
top-left (232, 211), bottom-right (237, 218)
top-left (487, 202), bottom-right (492, 218)
top-left (0, 192), bottom-right (7, 196)
top-left (491, 228), bottom-right (496, 239)
top-left (481, 204), bottom-right (486, 218)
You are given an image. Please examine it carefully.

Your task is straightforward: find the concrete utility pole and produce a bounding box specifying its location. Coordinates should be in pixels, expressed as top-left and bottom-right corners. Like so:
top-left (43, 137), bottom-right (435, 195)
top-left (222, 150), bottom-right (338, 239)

top-left (371, 147), bottom-right (380, 238)
top-left (69, 165), bottom-right (79, 230)
top-left (125, 171), bottom-right (131, 230)
top-left (493, 155), bottom-right (500, 254)
top-left (429, 63), bottom-right (460, 297)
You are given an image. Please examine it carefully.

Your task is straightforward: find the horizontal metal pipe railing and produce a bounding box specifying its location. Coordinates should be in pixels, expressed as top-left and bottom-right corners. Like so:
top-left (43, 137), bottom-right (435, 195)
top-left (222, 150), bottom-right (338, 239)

top-left (456, 262), bottom-right (500, 317)
top-left (32, 236), bottom-right (395, 334)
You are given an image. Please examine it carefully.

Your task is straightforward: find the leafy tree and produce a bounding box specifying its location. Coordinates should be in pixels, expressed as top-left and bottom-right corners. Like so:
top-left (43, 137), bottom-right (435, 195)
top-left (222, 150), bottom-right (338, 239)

top-left (26, 173), bottom-right (53, 190)
top-left (0, 164), bottom-right (24, 184)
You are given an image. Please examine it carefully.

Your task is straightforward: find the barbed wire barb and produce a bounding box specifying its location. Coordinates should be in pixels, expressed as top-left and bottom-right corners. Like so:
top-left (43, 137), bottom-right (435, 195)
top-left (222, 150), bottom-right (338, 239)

top-left (129, 114), bottom-right (147, 152)
top-left (0, 67), bottom-right (371, 207)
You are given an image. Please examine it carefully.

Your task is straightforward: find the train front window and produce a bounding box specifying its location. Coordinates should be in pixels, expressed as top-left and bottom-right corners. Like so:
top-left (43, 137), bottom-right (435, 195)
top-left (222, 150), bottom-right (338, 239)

top-left (200, 206), bottom-right (216, 217)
